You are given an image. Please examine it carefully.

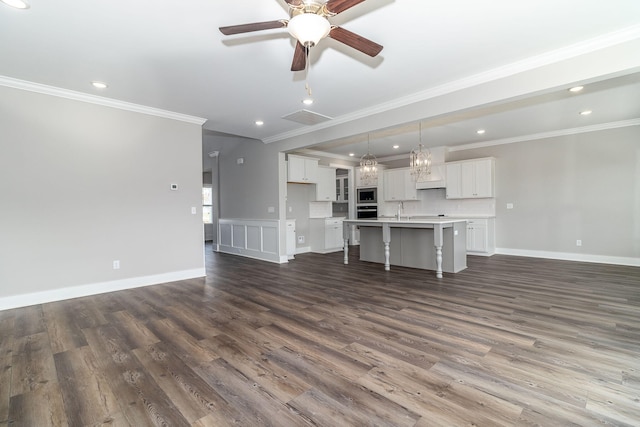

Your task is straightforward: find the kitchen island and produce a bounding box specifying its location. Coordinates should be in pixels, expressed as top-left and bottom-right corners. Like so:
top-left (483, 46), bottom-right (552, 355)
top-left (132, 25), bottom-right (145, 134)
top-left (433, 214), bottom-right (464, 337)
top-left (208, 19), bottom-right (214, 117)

top-left (342, 218), bottom-right (467, 278)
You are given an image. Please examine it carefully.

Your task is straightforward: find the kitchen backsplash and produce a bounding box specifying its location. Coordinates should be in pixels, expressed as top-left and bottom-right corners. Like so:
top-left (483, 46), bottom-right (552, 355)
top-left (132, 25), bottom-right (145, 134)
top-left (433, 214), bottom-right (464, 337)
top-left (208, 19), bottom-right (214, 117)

top-left (380, 188), bottom-right (496, 217)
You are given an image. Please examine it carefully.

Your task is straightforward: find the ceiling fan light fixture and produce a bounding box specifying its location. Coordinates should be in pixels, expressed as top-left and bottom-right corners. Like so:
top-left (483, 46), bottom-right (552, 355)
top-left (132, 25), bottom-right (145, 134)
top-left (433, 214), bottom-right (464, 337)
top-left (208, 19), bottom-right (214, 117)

top-left (1, 0), bottom-right (30, 9)
top-left (287, 13), bottom-right (331, 46)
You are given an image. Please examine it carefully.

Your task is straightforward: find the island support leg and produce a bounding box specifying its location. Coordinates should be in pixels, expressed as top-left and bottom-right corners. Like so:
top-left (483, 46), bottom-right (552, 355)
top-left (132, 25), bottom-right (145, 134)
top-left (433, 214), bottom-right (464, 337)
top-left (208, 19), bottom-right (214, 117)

top-left (383, 223), bottom-right (391, 271)
top-left (343, 222), bottom-right (350, 264)
top-left (434, 224), bottom-right (444, 279)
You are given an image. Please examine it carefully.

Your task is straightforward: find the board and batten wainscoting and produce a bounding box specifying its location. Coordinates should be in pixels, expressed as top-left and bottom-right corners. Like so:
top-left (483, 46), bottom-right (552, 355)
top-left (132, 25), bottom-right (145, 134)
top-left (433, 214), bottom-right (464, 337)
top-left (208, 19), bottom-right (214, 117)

top-left (218, 219), bottom-right (287, 263)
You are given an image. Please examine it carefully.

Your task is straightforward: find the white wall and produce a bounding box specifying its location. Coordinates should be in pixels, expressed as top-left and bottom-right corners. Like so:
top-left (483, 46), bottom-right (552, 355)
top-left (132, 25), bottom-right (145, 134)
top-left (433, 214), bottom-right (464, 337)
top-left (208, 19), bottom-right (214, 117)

top-left (0, 86), bottom-right (205, 306)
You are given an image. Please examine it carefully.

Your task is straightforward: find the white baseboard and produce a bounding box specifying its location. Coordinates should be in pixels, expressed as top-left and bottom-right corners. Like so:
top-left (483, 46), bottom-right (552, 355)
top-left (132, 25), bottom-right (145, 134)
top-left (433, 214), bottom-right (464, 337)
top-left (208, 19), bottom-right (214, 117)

top-left (296, 246), bottom-right (311, 254)
top-left (0, 268), bottom-right (205, 311)
top-left (495, 248), bottom-right (640, 267)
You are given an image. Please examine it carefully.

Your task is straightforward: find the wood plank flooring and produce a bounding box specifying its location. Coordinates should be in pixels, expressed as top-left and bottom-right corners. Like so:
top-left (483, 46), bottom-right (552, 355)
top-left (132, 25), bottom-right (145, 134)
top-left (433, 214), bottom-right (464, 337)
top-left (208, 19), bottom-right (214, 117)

top-left (1, 245), bottom-right (640, 426)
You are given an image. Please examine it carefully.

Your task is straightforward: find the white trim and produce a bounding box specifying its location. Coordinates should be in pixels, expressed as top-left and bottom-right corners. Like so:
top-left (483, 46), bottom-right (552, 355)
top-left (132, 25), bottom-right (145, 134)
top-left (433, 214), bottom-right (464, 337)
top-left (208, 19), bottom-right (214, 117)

top-left (0, 75), bottom-right (207, 125)
top-left (448, 119), bottom-right (640, 152)
top-left (296, 246), bottom-right (312, 254)
top-left (495, 248), bottom-right (640, 267)
top-left (262, 25), bottom-right (640, 144)
top-left (0, 268), bottom-right (206, 311)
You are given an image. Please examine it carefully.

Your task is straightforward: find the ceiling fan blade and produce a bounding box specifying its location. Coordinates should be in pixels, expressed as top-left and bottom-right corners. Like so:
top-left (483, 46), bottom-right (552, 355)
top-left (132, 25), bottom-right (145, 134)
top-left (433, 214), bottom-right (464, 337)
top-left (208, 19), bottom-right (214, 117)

top-left (291, 42), bottom-right (308, 72)
top-left (219, 20), bottom-right (287, 35)
top-left (329, 26), bottom-right (382, 57)
top-left (326, 0), bottom-right (366, 15)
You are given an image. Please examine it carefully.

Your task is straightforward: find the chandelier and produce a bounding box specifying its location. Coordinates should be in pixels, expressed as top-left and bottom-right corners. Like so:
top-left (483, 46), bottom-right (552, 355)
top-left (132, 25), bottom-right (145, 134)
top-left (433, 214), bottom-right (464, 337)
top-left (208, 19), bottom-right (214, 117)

top-left (410, 122), bottom-right (432, 182)
top-left (359, 134), bottom-right (378, 186)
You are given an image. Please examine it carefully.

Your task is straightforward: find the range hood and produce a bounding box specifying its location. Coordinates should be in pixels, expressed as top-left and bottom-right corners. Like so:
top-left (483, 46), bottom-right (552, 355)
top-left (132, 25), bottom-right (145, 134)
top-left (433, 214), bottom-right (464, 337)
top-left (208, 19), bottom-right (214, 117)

top-left (416, 147), bottom-right (446, 190)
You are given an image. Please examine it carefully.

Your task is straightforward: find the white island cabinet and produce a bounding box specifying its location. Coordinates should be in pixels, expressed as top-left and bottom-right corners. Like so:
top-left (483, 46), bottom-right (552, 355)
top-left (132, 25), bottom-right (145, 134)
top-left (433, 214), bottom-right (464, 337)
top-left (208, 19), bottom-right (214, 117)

top-left (446, 158), bottom-right (494, 199)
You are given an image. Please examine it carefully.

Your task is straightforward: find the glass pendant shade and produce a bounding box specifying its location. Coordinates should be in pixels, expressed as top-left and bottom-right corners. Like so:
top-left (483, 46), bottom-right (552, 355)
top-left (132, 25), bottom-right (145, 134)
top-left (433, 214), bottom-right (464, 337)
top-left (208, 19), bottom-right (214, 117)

top-left (410, 123), bottom-right (432, 182)
top-left (410, 144), bottom-right (432, 182)
top-left (288, 13), bottom-right (331, 46)
top-left (359, 135), bottom-right (378, 186)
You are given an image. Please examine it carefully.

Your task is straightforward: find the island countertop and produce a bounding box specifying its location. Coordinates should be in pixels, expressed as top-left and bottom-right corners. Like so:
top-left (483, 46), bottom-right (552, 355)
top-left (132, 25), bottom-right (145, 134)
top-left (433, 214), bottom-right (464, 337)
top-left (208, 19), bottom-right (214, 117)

top-left (345, 218), bottom-right (467, 226)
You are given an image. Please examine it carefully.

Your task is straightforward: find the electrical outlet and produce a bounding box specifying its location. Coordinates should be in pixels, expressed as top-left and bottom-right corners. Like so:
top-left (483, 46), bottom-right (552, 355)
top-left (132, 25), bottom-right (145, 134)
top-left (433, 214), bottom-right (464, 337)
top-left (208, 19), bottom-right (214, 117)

top-left (113, 260), bottom-right (120, 269)
top-left (297, 236), bottom-right (305, 244)
top-left (576, 240), bottom-right (582, 247)
top-left (506, 203), bottom-right (514, 209)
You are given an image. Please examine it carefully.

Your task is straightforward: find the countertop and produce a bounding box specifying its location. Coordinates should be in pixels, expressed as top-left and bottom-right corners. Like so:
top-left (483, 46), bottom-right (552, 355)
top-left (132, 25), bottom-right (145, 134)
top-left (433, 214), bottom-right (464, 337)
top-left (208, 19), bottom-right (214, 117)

top-left (346, 218), bottom-right (467, 225)
top-left (378, 214), bottom-right (495, 220)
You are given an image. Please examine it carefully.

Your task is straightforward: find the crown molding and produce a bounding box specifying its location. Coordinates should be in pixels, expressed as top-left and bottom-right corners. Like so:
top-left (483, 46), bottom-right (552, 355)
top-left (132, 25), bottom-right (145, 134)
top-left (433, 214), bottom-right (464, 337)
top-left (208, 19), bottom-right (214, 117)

top-left (262, 24), bottom-right (640, 144)
top-left (0, 75), bottom-right (207, 125)
top-left (448, 119), bottom-right (640, 152)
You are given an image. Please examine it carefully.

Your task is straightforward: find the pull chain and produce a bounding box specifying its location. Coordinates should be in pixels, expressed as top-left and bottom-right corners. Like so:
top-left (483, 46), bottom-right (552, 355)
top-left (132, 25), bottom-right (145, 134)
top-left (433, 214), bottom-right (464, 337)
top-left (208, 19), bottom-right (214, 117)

top-left (304, 44), bottom-right (312, 97)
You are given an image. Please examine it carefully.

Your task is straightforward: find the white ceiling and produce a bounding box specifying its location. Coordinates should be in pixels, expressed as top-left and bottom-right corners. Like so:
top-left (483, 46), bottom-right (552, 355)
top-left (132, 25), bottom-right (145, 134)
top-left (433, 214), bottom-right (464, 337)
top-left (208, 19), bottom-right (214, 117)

top-left (1, 0), bottom-right (639, 161)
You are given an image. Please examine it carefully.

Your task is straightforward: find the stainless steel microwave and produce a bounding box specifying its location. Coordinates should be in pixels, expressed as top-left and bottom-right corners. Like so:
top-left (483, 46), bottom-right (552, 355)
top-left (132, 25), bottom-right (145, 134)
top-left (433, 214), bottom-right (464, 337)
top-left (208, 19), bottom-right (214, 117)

top-left (357, 187), bottom-right (377, 204)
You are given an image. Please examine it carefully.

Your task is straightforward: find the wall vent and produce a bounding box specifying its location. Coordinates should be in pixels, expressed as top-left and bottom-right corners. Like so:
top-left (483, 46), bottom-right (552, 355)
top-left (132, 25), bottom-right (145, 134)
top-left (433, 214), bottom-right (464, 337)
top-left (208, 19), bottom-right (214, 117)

top-left (281, 109), bottom-right (332, 126)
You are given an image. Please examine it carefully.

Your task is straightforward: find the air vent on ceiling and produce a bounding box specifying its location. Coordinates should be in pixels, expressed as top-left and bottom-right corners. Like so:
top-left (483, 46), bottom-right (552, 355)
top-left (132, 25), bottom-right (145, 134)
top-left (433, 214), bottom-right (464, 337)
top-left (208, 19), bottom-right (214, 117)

top-left (281, 109), bottom-right (332, 126)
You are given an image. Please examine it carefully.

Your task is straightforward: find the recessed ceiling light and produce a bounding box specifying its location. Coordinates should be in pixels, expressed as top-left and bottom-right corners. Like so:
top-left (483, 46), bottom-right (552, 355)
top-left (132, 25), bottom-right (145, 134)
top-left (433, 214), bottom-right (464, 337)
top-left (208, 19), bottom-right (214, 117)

top-left (476, 129), bottom-right (486, 135)
top-left (1, 0), bottom-right (30, 9)
top-left (348, 153), bottom-right (355, 157)
top-left (569, 86), bottom-right (584, 93)
top-left (302, 98), bottom-right (314, 106)
top-left (392, 145), bottom-right (399, 149)
top-left (255, 120), bottom-right (264, 126)
top-left (580, 110), bottom-right (592, 116)
top-left (91, 81), bottom-right (108, 89)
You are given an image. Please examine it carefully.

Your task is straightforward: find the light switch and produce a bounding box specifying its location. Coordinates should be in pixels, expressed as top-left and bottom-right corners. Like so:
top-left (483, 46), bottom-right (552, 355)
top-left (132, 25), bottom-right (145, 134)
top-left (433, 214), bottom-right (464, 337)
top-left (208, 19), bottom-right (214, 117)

top-left (191, 207), bottom-right (197, 214)
top-left (267, 206), bottom-right (275, 213)
top-left (506, 203), bottom-right (514, 209)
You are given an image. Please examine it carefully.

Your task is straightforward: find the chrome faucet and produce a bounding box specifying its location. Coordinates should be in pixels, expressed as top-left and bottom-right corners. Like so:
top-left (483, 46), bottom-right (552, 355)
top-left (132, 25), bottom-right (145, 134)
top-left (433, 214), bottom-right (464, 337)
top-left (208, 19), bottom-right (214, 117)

top-left (396, 201), bottom-right (404, 220)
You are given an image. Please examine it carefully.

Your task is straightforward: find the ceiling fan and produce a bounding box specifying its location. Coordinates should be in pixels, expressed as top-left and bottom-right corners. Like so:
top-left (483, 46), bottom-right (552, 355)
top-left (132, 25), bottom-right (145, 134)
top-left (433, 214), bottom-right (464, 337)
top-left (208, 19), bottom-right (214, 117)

top-left (219, 0), bottom-right (383, 71)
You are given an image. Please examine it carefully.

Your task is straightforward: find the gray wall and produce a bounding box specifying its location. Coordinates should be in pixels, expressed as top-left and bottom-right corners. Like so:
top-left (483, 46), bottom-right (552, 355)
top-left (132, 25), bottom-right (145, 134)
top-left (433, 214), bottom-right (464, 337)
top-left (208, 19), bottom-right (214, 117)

top-left (218, 139), bottom-right (281, 220)
top-left (447, 126), bottom-right (640, 258)
top-left (0, 86), bottom-right (204, 299)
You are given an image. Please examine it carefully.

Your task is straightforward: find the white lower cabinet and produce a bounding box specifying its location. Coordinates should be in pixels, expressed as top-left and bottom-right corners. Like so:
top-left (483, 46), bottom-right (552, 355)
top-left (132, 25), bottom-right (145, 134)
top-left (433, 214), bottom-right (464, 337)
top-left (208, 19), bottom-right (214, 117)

top-left (310, 218), bottom-right (344, 254)
top-left (466, 218), bottom-right (495, 256)
top-left (286, 219), bottom-right (296, 260)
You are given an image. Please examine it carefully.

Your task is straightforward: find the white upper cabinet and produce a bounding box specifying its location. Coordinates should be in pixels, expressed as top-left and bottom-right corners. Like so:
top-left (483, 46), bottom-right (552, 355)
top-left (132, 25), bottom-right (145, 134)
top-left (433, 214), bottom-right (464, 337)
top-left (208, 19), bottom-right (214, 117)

top-left (316, 166), bottom-right (337, 201)
top-left (446, 158), bottom-right (495, 199)
top-left (288, 155), bottom-right (319, 183)
top-left (383, 168), bottom-right (418, 201)
top-left (336, 176), bottom-right (348, 202)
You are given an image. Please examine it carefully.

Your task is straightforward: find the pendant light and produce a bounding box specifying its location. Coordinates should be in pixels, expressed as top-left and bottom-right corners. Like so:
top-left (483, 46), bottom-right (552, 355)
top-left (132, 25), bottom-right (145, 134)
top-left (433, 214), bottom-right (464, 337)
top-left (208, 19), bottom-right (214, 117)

top-left (359, 134), bottom-right (378, 186)
top-left (410, 122), bottom-right (432, 182)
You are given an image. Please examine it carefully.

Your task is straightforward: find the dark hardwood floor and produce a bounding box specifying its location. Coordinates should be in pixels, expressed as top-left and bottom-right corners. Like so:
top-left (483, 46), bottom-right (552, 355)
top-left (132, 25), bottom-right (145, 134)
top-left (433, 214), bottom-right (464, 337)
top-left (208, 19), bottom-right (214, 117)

top-left (1, 245), bottom-right (640, 426)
